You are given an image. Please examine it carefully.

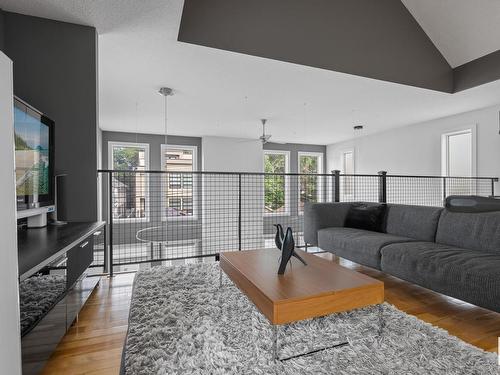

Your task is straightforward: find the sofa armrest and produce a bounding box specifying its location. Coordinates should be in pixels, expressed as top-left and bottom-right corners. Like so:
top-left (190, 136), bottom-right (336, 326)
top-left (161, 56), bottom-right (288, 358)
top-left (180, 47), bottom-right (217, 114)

top-left (304, 202), bottom-right (351, 246)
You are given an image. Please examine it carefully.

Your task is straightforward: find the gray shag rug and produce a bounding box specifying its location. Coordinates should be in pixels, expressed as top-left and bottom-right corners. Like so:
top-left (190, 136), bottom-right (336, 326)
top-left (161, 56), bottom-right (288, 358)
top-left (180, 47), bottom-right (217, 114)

top-left (19, 274), bottom-right (66, 335)
top-left (122, 263), bottom-right (498, 374)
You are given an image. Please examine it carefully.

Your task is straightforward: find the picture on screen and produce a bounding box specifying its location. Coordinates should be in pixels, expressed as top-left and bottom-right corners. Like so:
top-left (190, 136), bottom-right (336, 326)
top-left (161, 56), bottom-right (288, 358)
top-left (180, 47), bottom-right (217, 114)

top-left (14, 106), bottom-right (50, 198)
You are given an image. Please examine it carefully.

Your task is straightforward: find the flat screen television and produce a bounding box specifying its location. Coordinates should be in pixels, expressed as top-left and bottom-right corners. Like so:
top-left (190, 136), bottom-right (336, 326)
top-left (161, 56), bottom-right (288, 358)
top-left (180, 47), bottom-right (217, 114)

top-left (14, 97), bottom-right (54, 211)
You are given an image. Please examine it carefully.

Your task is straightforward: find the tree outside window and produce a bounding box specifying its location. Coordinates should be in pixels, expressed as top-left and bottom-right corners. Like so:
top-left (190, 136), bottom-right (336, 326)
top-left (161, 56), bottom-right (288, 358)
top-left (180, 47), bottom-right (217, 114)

top-left (109, 142), bottom-right (149, 220)
top-left (112, 146), bottom-right (145, 171)
top-left (298, 154), bottom-right (321, 212)
top-left (264, 152), bottom-right (288, 214)
top-left (162, 145), bottom-right (197, 218)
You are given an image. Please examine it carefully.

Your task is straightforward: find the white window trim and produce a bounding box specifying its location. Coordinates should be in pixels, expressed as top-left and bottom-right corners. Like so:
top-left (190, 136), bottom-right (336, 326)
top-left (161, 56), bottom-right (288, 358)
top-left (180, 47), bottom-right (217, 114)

top-left (161, 144), bottom-right (198, 221)
top-left (298, 151), bottom-right (324, 214)
top-left (108, 141), bottom-right (150, 222)
top-left (441, 126), bottom-right (477, 177)
top-left (263, 150), bottom-right (290, 216)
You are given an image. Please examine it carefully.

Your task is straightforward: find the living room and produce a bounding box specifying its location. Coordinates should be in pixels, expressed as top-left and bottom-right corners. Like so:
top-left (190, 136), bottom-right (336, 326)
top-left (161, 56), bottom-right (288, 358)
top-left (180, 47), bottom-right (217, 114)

top-left (0, 1), bottom-right (499, 374)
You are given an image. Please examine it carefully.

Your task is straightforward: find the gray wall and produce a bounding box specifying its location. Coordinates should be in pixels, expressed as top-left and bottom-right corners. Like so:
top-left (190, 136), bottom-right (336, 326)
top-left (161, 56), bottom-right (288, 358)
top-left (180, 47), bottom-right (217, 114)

top-left (0, 10), bottom-right (5, 51)
top-left (179, 0), bottom-right (453, 93)
top-left (101, 131), bottom-right (202, 246)
top-left (1, 11), bottom-right (98, 221)
top-left (101, 131), bottom-right (202, 171)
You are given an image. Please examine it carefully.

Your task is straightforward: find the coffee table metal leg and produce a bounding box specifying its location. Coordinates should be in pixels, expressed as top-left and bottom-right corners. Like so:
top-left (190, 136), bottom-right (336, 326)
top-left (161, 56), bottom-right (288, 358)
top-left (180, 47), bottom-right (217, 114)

top-left (219, 267), bottom-right (222, 288)
top-left (272, 325), bottom-right (279, 361)
top-left (377, 303), bottom-right (385, 339)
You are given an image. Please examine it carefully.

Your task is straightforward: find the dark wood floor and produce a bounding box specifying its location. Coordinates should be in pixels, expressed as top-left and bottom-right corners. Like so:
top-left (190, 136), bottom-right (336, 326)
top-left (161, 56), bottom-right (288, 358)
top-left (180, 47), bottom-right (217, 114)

top-left (42, 254), bottom-right (500, 374)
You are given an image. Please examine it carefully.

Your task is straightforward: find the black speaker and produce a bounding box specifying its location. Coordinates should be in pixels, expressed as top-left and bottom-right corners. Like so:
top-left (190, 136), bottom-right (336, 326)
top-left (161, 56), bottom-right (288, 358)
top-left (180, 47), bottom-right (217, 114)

top-left (445, 195), bottom-right (500, 213)
top-left (54, 174), bottom-right (68, 222)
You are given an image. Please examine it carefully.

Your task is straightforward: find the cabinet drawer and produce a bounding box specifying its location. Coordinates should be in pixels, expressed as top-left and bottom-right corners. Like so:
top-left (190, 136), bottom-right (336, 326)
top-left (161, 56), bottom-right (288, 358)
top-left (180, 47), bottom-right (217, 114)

top-left (67, 236), bottom-right (94, 289)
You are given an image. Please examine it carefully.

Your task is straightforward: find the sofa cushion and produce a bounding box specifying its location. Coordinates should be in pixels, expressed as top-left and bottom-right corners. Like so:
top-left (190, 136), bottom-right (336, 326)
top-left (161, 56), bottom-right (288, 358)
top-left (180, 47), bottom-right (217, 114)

top-left (345, 203), bottom-right (387, 232)
top-left (436, 210), bottom-right (500, 254)
top-left (303, 202), bottom-right (352, 246)
top-left (317, 227), bottom-right (416, 269)
top-left (385, 204), bottom-right (442, 242)
top-left (380, 242), bottom-right (500, 312)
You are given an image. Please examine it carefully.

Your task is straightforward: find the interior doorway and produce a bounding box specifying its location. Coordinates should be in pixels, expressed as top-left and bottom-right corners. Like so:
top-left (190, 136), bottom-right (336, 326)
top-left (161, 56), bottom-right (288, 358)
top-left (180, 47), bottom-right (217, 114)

top-left (441, 128), bottom-right (475, 177)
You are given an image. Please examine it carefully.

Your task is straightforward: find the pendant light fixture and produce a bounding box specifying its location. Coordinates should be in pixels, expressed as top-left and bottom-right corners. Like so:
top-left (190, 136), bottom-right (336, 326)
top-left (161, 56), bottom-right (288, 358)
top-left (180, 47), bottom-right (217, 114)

top-left (159, 87), bottom-right (174, 147)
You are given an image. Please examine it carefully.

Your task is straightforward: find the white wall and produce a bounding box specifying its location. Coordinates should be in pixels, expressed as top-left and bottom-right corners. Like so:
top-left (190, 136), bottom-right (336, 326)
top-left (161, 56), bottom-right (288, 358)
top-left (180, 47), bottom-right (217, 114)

top-left (202, 136), bottom-right (263, 172)
top-left (201, 137), bottom-right (264, 252)
top-left (327, 104), bottom-right (500, 194)
top-left (0, 51), bottom-right (22, 375)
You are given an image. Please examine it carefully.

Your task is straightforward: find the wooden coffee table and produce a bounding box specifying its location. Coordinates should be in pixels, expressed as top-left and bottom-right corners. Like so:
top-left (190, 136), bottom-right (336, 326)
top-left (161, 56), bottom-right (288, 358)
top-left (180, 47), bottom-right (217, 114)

top-left (219, 248), bottom-right (384, 360)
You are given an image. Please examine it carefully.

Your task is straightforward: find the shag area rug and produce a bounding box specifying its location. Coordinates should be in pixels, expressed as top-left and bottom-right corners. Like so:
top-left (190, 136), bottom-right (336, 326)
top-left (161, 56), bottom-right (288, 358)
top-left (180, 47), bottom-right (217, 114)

top-left (122, 263), bottom-right (498, 374)
top-left (19, 274), bottom-right (66, 335)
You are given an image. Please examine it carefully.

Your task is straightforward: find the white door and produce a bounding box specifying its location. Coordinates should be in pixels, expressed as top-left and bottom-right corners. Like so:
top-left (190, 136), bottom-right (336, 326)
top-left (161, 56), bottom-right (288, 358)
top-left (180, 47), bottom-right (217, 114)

top-left (445, 131), bottom-right (472, 177)
top-left (442, 129), bottom-right (475, 196)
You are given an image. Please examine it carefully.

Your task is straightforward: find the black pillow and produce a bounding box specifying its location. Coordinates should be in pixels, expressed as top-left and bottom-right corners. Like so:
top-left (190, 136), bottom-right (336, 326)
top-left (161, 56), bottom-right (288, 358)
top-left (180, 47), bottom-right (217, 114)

top-left (344, 203), bottom-right (387, 232)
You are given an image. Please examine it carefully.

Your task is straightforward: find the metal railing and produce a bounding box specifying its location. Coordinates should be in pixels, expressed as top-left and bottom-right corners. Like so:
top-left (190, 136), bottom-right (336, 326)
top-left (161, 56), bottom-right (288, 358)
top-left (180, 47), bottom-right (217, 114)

top-left (97, 170), bottom-right (497, 275)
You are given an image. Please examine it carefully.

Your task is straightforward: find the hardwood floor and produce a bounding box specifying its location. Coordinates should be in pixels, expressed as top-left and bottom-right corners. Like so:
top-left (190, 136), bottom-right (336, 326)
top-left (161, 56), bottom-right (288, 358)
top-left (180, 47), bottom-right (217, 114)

top-left (41, 274), bottom-right (134, 375)
top-left (42, 254), bottom-right (499, 374)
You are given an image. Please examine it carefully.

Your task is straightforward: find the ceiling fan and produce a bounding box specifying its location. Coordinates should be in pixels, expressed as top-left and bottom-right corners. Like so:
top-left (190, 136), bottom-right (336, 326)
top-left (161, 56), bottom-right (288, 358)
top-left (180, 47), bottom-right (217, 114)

top-left (259, 119), bottom-right (272, 144)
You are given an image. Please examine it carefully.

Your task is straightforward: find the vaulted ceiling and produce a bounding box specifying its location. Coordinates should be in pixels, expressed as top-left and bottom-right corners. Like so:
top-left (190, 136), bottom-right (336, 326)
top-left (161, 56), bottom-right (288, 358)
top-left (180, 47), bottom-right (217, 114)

top-left (179, 0), bottom-right (500, 93)
top-left (402, 0), bottom-right (500, 68)
top-left (1, 0), bottom-right (500, 145)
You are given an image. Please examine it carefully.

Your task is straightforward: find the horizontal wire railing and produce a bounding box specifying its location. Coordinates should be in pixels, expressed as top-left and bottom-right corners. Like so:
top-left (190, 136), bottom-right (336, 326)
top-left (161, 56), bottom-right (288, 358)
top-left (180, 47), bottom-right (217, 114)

top-left (97, 170), bottom-right (498, 274)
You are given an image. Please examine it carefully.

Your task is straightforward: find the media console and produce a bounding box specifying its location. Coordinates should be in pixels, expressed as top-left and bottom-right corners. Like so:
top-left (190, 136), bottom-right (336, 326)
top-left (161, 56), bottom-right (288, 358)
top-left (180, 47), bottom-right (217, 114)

top-left (18, 221), bottom-right (106, 375)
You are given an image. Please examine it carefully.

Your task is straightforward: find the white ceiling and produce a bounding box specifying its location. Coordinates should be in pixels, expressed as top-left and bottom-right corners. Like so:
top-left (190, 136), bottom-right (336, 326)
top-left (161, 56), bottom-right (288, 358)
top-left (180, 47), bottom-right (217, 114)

top-left (402, 0), bottom-right (500, 68)
top-left (1, 0), bottom-right (500, 145)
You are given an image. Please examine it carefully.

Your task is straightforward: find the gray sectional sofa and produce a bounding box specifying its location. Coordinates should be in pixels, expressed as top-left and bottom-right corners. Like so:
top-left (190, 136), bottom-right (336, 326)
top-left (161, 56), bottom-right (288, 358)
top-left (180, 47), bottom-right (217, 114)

top-left (304, 202), bottom-right (500, 312)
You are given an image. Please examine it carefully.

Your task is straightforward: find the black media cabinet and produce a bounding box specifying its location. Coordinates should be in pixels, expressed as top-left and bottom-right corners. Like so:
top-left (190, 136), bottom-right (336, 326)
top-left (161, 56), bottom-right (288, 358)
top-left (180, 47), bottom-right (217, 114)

top-left (17, 221), bottom-right (106, 375)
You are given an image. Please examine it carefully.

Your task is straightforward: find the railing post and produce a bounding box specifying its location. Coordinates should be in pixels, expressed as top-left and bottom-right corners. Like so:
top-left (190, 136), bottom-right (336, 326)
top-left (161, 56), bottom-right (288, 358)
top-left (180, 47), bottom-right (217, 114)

top-left (238, 173), bottom-right (242, 251)
top-left (378, 171), bottom-right (387, 203)
top-left (103, 218), bottom-right (108, 274)
top-left (332, 170), bottom-right (340, 202)
top-left (443, 177), bottom-right (447, 202)
top-left (108, 171), bottom-right (114, 277)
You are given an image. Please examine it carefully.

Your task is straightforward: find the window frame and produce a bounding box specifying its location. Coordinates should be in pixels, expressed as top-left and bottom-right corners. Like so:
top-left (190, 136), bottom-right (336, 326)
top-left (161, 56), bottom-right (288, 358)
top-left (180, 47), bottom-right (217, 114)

top-left (108, 141), bottom-right (150, 222)
top-left (161, 144), bottom-right (198, 221)
top-left (297, 151), bottom-right (324, 214)
top-left (263, 149), bottom-right (290, 216)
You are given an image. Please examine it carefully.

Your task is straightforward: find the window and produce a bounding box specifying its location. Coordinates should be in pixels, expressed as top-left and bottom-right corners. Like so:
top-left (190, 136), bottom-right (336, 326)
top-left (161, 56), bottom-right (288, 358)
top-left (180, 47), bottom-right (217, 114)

top-left (341, 149), bottom-right (355, 197)
top-left (298, 152), bottom-right (323, 213)
top-left (161, 144), bottom-right (197, 219)
top-left (108, 142), bottom-right (150, 220)
top-left (264, 150), bottom-right (290, 215)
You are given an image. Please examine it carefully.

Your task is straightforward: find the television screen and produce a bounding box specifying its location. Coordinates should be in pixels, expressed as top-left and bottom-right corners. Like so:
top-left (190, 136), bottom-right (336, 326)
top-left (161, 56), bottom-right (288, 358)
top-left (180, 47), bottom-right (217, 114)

top-left (14, 97), bottom-right (54, 210)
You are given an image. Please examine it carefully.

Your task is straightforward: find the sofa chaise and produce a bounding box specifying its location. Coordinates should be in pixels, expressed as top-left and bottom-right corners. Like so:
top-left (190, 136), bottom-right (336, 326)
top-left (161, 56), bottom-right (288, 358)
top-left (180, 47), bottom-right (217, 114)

top-left (304, 202), bottom-right (500, 313)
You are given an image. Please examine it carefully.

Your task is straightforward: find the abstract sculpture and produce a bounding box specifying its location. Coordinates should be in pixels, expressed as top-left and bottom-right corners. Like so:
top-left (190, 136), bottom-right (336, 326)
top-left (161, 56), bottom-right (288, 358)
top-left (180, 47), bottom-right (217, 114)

top-left (274, 224), bottom-right (307, 275)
